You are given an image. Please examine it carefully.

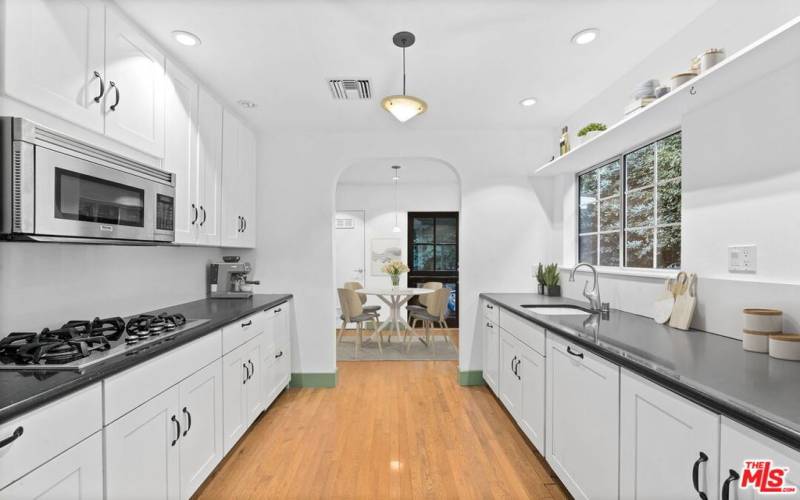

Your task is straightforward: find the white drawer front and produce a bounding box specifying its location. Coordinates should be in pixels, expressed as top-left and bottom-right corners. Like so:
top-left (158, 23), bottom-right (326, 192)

top-left (104, 330), bottom-right (222, 424)
top-left (483, 300), bottom-right (500, 325)
top-left (222, 312), bottom-right (265, 354)
top-left (0, 384), bottom-right (102, 489)
top-left (499, 308), bottom-right (545, 356)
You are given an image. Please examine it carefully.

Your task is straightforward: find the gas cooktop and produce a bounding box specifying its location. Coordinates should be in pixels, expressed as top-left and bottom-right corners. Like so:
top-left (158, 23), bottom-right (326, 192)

top-left (0, 312), bottom-right (209, 372)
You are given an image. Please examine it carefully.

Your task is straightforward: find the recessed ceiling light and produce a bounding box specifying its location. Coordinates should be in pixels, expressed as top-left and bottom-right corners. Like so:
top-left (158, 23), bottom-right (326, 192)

top-left (237, 100), bottom-right (257, 109)
top-left (571, 28), bottom-right (598, 45)
top-left (172, 30), bottom-right (201, 47)
top-left (520, 97), bottom-right (537, 107)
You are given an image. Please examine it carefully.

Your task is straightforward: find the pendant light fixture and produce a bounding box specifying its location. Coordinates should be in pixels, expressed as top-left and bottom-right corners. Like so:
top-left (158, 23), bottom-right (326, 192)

top-left (391, 166), bottom-right (402, 233)
top-left (381, 32), bottom-right (427, 123)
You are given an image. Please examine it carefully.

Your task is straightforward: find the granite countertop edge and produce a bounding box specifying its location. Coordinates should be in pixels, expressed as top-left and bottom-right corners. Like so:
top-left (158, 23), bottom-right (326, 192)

top-left (0, 293), bottom-right (293, 424)
top-left (480, 292), bottom-right (800, 452)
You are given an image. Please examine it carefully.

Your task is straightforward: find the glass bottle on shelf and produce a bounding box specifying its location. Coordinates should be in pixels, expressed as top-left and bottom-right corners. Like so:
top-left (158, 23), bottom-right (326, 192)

top-left (559, 126), bottom-right (571, 156)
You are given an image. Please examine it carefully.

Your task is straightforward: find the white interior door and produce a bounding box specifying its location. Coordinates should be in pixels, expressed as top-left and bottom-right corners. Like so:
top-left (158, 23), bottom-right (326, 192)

top-left (334, 210), bottom-right (365, 317)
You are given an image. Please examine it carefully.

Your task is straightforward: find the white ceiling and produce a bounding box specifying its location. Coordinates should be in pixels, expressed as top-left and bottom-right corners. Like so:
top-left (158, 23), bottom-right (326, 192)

top-left (338, 157), bottom-right (458, 185)
top-left (116, 0), bottom-right (716, 133)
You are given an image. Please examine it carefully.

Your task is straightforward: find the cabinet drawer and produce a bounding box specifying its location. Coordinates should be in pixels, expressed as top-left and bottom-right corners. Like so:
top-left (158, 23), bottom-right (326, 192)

top-left (0, 384), bottom-right (102, 489)
top-left (499, 308), bottom-right (545, 355)
top-left (104, 330), bottom-right (222, 424)
top-left (222, 312), bottom-right (265, 354)
top-left (483, 300), bottom-right (500, 325)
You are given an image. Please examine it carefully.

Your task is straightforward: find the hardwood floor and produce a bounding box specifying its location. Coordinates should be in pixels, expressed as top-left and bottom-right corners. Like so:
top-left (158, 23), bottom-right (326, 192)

top-left (195, 361), bottom-right (569, 499)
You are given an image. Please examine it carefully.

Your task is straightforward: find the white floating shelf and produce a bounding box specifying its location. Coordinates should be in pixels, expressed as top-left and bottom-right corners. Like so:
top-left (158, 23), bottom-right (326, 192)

top-left (532, 16), bottom-right (800, 177)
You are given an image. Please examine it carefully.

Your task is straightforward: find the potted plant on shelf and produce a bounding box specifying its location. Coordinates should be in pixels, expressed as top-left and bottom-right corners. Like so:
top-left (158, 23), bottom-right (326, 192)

top-left (543, 263), bottom-right (561, 297)
top-left (382, 260), bottom-right (409, 288)
top-left (536, 263), bottom-right (545, 295)
top-left (577, 122), bottom-right (607, 144)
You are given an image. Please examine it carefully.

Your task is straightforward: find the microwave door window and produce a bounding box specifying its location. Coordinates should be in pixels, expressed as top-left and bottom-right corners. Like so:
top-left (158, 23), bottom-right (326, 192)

top-left (55, 168), bottom-right (145, 227)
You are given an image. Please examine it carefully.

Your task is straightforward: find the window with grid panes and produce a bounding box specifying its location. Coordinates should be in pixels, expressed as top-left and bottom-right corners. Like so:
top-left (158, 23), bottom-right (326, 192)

top-left (577, 131), bottom-right (681, 269)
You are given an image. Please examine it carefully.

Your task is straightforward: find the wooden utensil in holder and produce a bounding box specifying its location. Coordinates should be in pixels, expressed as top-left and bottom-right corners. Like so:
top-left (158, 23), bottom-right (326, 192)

top-left (669, 273), bottom-right (697, 330)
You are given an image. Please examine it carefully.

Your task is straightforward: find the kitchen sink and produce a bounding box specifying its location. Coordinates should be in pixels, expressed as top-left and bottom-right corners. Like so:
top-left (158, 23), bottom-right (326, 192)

top-left (521, 305), bottom-right (593, 316)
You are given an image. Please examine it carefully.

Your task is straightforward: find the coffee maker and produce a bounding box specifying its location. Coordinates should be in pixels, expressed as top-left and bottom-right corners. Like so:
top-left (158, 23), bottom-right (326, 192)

top-left (208, 257), bottom-right (260, 298)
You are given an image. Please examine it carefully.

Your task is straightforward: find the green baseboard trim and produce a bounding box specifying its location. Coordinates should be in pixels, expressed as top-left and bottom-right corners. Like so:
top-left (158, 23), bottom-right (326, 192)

top-left (290, 371), bottom-right (338, 388)
top-left (459, 370), bottom-right (486, 386)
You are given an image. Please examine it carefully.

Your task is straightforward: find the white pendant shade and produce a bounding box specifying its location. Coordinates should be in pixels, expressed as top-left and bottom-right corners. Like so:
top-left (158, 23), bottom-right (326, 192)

top-left (381, 95), bottom-right (427, 123)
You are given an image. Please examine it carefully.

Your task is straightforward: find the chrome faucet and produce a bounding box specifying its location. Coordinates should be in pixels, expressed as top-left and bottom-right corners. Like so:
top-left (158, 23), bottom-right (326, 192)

top-left (569, 263), bottom-right (603, 312)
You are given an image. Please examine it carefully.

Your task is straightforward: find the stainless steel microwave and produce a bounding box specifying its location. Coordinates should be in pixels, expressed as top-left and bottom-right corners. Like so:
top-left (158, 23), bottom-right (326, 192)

top-left (0, 117), bottom-right (175, 244)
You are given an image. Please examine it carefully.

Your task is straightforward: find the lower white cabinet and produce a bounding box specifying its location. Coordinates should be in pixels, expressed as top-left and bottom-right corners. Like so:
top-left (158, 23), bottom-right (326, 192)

top-left (105, 359), bottom-right (223, 500)
top-left (499, 329), bottom-right (522, 417)
top-left (482, 319), bottom-right (499, 394)
top-left (620, 368), bottom-right (720, 500)
top-left (720, 417), bottom-right (800, 499)
top-left (0, 432), bottom-right (104, 500)
top-left (546, 333), bottom-right (619, 500)
top-left (517, 340), bottom-right (545, 453)
top-left (222, 336), bottom-right (262, 454)
top-left (272, 304), bottom-right (292, 394)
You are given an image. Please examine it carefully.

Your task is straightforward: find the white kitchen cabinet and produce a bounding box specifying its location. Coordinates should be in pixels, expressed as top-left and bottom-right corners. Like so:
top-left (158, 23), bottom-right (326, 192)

top-left (178, 360), bottom-right (224, 500)
top-left (105, 385), bottom-right (181, 500)
top-left (546, 333), bottom-right (619, 500)
top-left (104, 6), bottom-right (165, 157)
top-left (259, 309), bottom-right (279, 409)
top-left (271, 303), bottom-right (292, 394)
top-left (222, 336), bottom-right (262, 454)
top-left (620, 368), bottom-right (720, 500)
top-left (164, 61), bottom-right (199, 244)
top-left (196, 88), bottom-right (223, 246)
top-left (498, 329), bottom-right (522, 418)
top-left (720, 417), bottom-right (800, 499)
top-left (482, 318), bottom-right (499, 394)
top-left (1, 0), bottom-right (106, 133)
top-left (0, 432), bottom-right (104, 500)
top-left (517, 341), bottom-right (545, 453)
top-left (221, 110), bottom-right (257, 248)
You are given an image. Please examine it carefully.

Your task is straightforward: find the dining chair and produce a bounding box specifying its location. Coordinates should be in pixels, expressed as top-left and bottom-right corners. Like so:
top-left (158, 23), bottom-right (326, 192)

top-left (338, 288), bottom-right (382, 357)
top-left (406, 282), bottom-right (443, 316)
top-left (407, 287), bottom-right (451, 354)
top-left (343, 281), bottom-right (382, 336)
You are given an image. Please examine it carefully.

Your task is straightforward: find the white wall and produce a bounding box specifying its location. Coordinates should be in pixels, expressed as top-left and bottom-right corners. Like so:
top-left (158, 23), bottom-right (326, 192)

top-left (253, 130), bottom-right (556, 376)
top-left (335, 180), bottom-right (460, 320)
top-left (0, 243), bottom-right (227, 333)
top-left (553, 2), bottom-right (800, 339)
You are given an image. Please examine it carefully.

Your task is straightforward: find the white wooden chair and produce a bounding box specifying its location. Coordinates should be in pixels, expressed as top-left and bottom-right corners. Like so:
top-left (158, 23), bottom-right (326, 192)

top-left (407, 287), bottom-right (452, 354)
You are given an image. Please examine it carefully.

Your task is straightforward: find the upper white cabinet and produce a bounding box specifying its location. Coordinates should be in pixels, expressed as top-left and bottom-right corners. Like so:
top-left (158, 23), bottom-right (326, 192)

top-left (546, 333), bottom-right (619, 500)
top-left (164, 61), bottom-right (199, 245)
top-left (221, 110), bottom-right (257, 248)
top-left (104, 6), bottom-right (165, 157)
top-left (620, 368), bottom-right (720, 500)
top-left (196, 88), bottom-right (223, 246)
top-left (720, 417), bottom-right (800, 499)
top-left (1, 0), bottom-right (106, 133)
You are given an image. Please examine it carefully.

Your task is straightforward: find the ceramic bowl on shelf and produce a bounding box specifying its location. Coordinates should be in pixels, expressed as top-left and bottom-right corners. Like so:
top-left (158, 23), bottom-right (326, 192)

top-left (671, 72), bottom-right (697, 89)
top-left (769, 334), bottom-right (800, 361)
top-left (743, 308), bottom-right (783, 333)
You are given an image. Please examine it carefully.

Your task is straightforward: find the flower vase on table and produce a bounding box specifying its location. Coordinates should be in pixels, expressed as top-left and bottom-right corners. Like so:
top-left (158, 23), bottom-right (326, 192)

top-left (382, 260), bottom-right (409, 289)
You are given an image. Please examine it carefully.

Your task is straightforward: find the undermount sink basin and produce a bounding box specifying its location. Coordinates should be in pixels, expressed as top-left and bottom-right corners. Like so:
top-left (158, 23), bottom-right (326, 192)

top-left (521, 305), bottom-right (592, 316)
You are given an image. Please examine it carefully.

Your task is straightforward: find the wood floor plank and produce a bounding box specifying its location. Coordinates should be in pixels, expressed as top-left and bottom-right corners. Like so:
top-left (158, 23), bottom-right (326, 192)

top-left (195, 360), bottom-right (568, 499)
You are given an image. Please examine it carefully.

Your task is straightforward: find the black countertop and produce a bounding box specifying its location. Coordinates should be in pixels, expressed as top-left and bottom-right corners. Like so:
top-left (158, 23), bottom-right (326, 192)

top-left (0, 294), bottom-right (292, 424)
top-left (481, 293), bottom-right (800, 451)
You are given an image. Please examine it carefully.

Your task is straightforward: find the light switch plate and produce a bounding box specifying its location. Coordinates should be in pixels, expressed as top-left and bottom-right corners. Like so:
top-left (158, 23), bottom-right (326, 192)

top-left (729, 245), bottom-right (757, 273)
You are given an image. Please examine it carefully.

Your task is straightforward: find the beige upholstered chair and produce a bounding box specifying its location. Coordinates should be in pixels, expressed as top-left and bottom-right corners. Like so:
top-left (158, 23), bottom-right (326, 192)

top-left (343, 281), bottom-right (381, 315)
top-left (407, 287), bottom-right (451, 354)
top-left (338, 288), bottom-right (382, 357)
top-left (406, 282), bottom-right (443, 315)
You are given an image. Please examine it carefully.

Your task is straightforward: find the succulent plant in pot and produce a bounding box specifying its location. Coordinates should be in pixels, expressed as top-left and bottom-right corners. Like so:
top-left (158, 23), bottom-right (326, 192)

top-left (577, 122), bottom-right (607, 144)
top-left (542, 263), bottom-right (561, 297)
top-left (535, 263), bottom-right (545, 294)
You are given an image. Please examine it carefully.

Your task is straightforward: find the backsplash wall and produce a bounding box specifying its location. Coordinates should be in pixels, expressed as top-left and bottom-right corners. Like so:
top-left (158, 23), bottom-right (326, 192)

top-left (0, 243), bottom-right (231, 333)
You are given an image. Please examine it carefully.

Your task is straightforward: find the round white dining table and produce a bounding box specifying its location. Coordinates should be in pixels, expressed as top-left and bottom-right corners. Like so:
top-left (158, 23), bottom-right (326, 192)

top-left (355, 287), bottom-right (434, 342)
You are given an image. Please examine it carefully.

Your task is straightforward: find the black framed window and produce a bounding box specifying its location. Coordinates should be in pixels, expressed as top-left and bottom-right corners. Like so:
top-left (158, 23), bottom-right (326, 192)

top-left (408, 212), bottom-right (458, 273)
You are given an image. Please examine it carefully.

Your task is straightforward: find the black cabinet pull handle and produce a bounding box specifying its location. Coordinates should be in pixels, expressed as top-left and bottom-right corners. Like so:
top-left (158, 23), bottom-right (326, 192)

top-left (191, 204), bottom-right (198, 225)
top-left (171, 415), bottom-right (180, 446)
top-left (93, 71), bottom-right (105, 103)
top-left (243, 363), bottom-right (248, 384)
top-left (486, 322), bottom-right (493, 328)
top-left (487, 304), bottom-right (493, 309)
top-left (237, 216), bottom-right (243, 232)
top-left (692, 451), bottom-right (709, 500)
top-left (514, 358), bottom-right (521, 379)
top-left (0, 426), bottom-right (23, 449)
top-left (241, 320), bottom-right (253, 327)
top-left (199, 206), bottom-right (206, 226)
top-left (567, 346), bottom-right (584, 359)
top-left (274, 308), bottom-right (282, 313)
top-left (243, 217), bottom-right (247, 232)
top-left (182, 407), bottom-right (192, 436)
top-left (511, 355), bottom-right (517, 373)
top-left (109, 81), bottom-right (120, 111)
top-left (275, 350), bottom-right (283, 359)
top-left (721, 469), bottom-right (739, 500)
top-left (248, 360), bottom-right (254, 379)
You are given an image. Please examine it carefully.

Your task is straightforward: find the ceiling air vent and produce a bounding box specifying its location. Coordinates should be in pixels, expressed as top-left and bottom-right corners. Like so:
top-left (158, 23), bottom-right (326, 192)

top-left (328, 79), bottom-right (371, 100)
